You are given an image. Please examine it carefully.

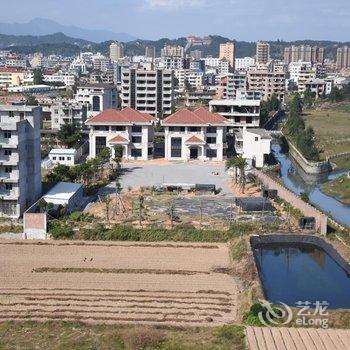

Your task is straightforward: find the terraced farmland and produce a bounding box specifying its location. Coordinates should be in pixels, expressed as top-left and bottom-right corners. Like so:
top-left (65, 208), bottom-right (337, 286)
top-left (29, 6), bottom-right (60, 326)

top-left (0, 241), bottom-right (239, 326)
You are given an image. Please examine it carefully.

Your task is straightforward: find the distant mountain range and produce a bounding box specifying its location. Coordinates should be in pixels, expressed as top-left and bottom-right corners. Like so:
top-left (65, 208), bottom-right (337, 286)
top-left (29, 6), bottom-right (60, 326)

top-left (0, 22), bottom-right (349, 60)
top-left (0, 18), bottom-right (136, 43)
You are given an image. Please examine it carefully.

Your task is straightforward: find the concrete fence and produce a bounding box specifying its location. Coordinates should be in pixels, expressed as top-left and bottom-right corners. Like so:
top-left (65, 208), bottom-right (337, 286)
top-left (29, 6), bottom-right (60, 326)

top-left (253, 169), bottom-right (328, 235)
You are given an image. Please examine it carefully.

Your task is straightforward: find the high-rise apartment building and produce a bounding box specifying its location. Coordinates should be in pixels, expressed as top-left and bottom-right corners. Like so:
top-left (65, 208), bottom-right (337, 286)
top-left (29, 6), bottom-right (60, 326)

top-left (219, 42), bottom-right (235, 72)
top-left (121, 68), bottom-right (174, 118)
top-left (161, 45), bottom-right (184, 58)
top-left (247, 69), bottom-right (285, 101)
top-left (336, 46), bottom-right (350, 69)
top-left (145, 46), bottom-right (156, 60)
top-left (110, 42), bottom-right (124, 61)
top-left (256, 41), bottom-right (270, 65)
top-left (284, 45), bottom-right (324, 64)
top-left (0, 105), bottom-right (42, 218)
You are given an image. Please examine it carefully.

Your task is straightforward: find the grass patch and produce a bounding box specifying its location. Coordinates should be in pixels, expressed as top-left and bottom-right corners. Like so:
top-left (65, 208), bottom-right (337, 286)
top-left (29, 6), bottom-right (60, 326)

top-left (321, 175), bottom-right (350, 205)
top-left (0, 321), bottom-right (246, 350)
top-left (49, 221), bottom-right (280, 242)
top-left (303, 108), bottom-right (350, 159)
top-left (331, 154), bottom-right (350, 170)
top-left (230, 239), bottom-right (247, 261)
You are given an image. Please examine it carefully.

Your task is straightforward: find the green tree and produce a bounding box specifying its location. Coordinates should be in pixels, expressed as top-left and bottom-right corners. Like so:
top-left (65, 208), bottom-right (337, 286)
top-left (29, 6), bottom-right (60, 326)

top-left (25, 95), bottom-right (39, 106)
top-left (33, 68), bottom-right (43, 85)
top-left (57, 123), bottom-right (83, 148)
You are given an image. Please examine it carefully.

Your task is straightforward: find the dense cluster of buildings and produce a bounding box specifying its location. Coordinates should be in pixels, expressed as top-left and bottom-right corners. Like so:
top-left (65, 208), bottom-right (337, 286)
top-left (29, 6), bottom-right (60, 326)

top-left (1, 37), bottom-right (350, 219)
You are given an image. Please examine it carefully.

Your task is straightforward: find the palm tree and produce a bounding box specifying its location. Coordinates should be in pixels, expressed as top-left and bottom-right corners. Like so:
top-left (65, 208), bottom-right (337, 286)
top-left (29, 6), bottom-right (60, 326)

top-left (226, 156), bottom-right (247, 192)
top-left (235, 156), bottom-right (248, 193)
top-left (225, 157), bottom-right (239, 183)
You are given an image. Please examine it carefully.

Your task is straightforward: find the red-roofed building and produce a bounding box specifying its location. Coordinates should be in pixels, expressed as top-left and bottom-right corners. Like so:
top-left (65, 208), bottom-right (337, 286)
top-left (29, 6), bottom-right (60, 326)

top-left (85, 107), bottom-right (156, 160)
top-left (161, 108), bottom-right (228, 161)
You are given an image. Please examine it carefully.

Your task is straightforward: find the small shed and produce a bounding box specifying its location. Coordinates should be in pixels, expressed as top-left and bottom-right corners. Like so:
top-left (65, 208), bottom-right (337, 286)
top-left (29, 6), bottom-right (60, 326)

top-left (43, 182), bottom-right (83, 211)
top-left (49, 148), bottom-right (77, 166)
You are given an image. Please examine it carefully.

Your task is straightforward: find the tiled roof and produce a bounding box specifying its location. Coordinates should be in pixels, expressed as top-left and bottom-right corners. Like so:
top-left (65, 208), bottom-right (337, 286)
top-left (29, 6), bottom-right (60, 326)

top-left (162, 108), bottom-right (227, 125)
top-left (109, 134), bottom-right (129, 144)
top-left (185, 135), bottom-right (206, 145)
top-left (86, 107), bottom-right (155, 125)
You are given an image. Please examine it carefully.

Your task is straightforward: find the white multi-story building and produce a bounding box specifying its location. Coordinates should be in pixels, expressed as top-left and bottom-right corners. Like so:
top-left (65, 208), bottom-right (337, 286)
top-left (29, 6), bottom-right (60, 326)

top-left (85, 107), bottom-right (156, 160)
top-left (75, 83), bottom-right (118, 118)
top-left (235, 57), bottom-right (255, 71)
top-left (163, 57), bottom-right (184, 70)
top-left (43, 73), bottom-right (76, 86)
top-left (174, 69), bottom-right (204, 90)
top-left (288, 62), bottom-right (313, 84)
top-left (0, 105), bottom-right (42, 218)
top-left (51, 100), bottom-right (87, 130)
top-left (216, 73), bottom-right (247, 99)
top-left (121, 68), bottom-right (174, 118)
top-left (162, 108), bottom-right (228, 161)
top-left (234, 127), bottom-right (272, 168)
top-left (209, 99), bottom-right (261, 130)
top-left (218, 59), bottom-right (230, 75)
top-left (161, 45), bottom-right (184, 58)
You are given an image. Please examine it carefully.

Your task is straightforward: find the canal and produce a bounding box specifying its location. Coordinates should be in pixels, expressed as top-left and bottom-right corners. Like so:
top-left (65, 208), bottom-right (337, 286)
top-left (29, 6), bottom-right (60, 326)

top-left (272, 144), bottom-right (350, 227)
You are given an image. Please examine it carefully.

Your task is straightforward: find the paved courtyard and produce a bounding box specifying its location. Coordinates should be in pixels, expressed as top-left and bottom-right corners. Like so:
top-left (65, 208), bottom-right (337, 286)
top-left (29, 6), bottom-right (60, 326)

top-left (118, 161), bottom-right (233, 194)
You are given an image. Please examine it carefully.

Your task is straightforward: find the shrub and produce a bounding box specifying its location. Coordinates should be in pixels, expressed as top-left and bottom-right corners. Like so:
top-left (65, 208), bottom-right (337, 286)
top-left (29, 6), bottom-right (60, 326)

top-left (121, 327), bottom-right (165, 350)
top-left (49, 222), bottom-right (74, 239)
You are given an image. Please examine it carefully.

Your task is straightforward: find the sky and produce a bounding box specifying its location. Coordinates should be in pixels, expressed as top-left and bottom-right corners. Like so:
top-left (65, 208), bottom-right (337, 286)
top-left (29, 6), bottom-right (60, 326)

top-left (0, 0), bottom-right (349, 41)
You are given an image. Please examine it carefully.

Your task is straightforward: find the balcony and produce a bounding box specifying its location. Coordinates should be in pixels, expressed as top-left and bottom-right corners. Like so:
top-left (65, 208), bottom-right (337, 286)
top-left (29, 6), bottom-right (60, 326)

top-left (0, 188), bottom-right (19, 200)
top-left (0, 154), bottom-right (19, 166)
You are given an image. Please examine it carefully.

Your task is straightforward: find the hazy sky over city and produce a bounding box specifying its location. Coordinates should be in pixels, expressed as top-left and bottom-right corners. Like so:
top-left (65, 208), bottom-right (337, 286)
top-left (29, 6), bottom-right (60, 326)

top-left (1, 0), bottom-right (350, 41)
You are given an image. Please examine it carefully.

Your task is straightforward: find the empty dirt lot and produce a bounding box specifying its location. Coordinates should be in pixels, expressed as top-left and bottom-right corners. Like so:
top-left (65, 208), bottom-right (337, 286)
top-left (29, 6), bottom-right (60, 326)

top-left (0, 240), bottom-right (240, 326)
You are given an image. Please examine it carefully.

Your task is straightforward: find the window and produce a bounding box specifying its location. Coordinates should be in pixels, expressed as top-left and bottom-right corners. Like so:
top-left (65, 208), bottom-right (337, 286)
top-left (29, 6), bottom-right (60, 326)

top-left (246, 116), bottom-right (253, 124)
top-left (94, 126), bottom-right (109, 131)
top-left (188, 127), bottom-right (201, 132)
top-left (92, 96), bottom-right (101, 112)
top-left (9, 111), bottom-right (14, 118)
top-left (131, 148), bottom-right (142, 157)
top-left (95, 136), bottom-right (107, 155)
top-left (59, 156), bottom-right (64, 161)
top-left (5, 184), bottom-right (12, 191)
top-left (54, 109), bottom-right (59, 114)
top-left (131, 126), bottom-right (142, 133)
top-left (67, 157), bottom-right (71, 161)
top-left (171, 137), bottom-right (182, 158)
top-left (234, 116), bottom-right (240, 123)
top-left (206, 137), bottom-right (217, 144)
top-left (206, 127), bottom-right (217, 134)
top-left (4, 132), bottom-right (11, 139)
top-left (5, 167), bottom-right (12, 173)
top-left (52, 156), bottom-right (56, 160)
top-left (132, 136), bottom-right (142, 143)
top-left (255, 137), bottom-right (259, 141)
top-left (206, 149), bottom-right (217, 158)
top-left (111, 126), bottom-right (125, 132)
top-left (4, 150), bottom-right (12, 156)
top-left (168, 126), bottom-right (185, 132)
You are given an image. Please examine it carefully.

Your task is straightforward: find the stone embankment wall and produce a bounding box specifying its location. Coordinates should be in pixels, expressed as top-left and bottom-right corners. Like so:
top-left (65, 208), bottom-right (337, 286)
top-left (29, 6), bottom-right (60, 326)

top-left (287, 141), bottom-right (331, 175)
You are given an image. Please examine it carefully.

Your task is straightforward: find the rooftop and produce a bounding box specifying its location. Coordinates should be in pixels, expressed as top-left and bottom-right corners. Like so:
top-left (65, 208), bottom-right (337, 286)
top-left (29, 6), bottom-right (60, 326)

top-left (49, 148), bottom-right (77, 155)
top-left (85, 107), bottom-right (156, 125)
top-left (162, 107), bottom-right (227, 125)
top-left (43, 182), bottom-right (82, 203)
top-left (209, 99), bottom-right (261, 107)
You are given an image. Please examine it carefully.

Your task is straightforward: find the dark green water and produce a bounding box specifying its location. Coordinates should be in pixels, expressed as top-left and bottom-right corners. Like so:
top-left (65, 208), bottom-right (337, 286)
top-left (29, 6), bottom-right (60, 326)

top-left (254, 242), bottom-right (350, 309)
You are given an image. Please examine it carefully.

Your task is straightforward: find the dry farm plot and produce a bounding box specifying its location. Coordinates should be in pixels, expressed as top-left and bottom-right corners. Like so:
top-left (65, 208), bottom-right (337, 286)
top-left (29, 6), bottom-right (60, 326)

top-left (0, 240), bottom-right (240, 326)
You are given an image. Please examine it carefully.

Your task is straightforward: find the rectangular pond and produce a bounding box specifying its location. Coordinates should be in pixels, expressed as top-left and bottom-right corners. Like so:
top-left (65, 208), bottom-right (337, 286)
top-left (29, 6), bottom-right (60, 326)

top-left (252, 241), bottom-right (350, 309)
